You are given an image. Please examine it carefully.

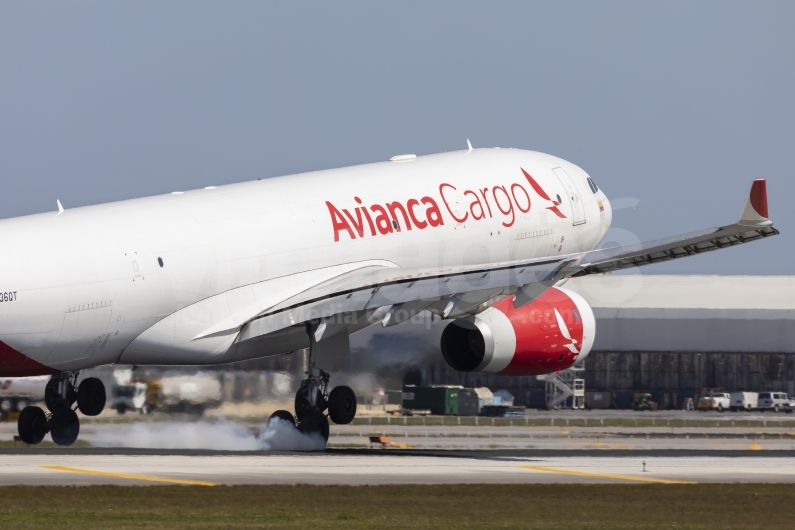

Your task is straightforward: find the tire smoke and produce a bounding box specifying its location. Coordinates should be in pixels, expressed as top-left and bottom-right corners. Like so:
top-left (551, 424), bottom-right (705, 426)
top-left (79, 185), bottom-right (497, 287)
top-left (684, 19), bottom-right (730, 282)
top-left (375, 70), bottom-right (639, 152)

top-left (89, 418), bottom-right (326, 451)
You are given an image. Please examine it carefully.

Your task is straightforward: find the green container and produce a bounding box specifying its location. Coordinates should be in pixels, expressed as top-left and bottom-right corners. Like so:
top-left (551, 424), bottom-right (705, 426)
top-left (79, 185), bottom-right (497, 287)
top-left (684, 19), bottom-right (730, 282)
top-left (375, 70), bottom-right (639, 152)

top-left (402, 385), bottom-right (460, 415)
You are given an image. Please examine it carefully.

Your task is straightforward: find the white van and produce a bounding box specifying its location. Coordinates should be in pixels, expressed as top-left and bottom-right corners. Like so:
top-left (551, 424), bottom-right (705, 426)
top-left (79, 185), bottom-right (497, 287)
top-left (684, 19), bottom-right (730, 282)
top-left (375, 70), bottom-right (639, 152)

top-left (758, 392), bottom-right (794, 413)
top-left (730, 392), bottom-right (758, 412)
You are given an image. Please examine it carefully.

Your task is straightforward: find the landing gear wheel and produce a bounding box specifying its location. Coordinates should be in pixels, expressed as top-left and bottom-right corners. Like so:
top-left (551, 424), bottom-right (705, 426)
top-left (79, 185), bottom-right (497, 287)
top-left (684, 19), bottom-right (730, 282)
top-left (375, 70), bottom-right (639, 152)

top-left (77, 377), bottom-right (106, 417)
top-left (50, 408), bottom-right (80, 446)
top-left (297, 410), bottom-right (329, 442)
top-left (17, 406), bottom-right (47, 445)
top-left (268, 409), bottom-right (296, 426)
top-left (328, 386), bottom-right (357, 425)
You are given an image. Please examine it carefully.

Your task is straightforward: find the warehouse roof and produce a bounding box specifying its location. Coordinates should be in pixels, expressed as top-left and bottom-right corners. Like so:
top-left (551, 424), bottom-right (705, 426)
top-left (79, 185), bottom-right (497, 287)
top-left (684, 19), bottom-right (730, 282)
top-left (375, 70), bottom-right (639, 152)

top-left (565, 275), bottom-right (795, 311)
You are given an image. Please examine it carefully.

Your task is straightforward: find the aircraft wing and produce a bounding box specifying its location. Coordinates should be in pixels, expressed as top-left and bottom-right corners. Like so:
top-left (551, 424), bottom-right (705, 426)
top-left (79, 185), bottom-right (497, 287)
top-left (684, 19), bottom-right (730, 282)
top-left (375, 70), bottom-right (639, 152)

top-left (236, 254), bottom-right (574, 343)
top-left (572, 179), bottom-right (777, 276)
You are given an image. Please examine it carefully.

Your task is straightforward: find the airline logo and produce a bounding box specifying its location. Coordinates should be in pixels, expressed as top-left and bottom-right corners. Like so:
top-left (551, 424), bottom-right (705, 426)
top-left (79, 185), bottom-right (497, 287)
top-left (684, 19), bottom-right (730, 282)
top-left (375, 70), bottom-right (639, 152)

top-left (326, 168), bottom-right (565, 242)
top-left (553, 308), bottom-right (579, 355)
top-left (520, 168), bottom-right (566, 219)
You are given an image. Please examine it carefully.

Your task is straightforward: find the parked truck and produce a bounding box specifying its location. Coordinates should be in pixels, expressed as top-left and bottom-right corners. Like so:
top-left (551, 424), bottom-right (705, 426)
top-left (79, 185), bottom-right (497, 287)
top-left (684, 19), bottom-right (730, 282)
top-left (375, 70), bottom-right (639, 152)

top-left (730, 391), bottom-right (759, 412)
top-left (149, 373), bottom-right (223, 415)
top-left (111, 370), bottom-right (222, 415)
top-left (697, 389), bottom-right (731, 412)
top-left (0, 376), bottom-right (48, 415)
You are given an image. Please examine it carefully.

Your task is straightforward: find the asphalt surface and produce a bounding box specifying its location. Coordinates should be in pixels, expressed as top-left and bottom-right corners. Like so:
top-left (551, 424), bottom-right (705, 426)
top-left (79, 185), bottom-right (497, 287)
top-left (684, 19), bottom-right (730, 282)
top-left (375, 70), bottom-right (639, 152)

top-left (0, 447), bottom-right (792, 458)
top-left (0, 449), bottom-right (793, 486)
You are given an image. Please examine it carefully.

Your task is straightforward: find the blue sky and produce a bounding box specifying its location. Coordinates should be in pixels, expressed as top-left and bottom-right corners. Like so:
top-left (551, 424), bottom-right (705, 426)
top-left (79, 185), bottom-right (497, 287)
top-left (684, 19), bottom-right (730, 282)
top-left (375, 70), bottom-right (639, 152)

top-left (1, 1), bottom-right (792, 274)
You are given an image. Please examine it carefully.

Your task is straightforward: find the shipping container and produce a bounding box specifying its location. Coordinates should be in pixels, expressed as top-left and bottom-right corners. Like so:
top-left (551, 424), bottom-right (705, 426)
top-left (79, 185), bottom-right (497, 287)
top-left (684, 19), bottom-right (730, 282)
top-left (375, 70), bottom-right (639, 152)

top-left (613, 392), bottom-right (635, 410)
top-left (585, 391), bottom-right (611, 409)
top-left (402, 385), bottom-right (461, 415)
top-left (527, 391), bottom-right (547, 409)
top-left (457, 388), bottom-right (480, 416)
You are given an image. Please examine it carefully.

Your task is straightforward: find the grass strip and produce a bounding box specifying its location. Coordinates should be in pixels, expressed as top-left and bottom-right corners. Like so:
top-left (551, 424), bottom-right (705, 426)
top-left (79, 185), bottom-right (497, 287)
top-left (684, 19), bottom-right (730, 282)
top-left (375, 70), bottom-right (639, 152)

top-left (0, 483), bottom-right (793, 529)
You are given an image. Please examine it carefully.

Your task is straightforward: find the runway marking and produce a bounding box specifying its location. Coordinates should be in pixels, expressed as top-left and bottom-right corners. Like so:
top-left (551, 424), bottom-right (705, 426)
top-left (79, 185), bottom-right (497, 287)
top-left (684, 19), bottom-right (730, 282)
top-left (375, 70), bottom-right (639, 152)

top-left (518, 465), bottom-right (696, 484)
top-left (40, 466), bottom-right (217, 487)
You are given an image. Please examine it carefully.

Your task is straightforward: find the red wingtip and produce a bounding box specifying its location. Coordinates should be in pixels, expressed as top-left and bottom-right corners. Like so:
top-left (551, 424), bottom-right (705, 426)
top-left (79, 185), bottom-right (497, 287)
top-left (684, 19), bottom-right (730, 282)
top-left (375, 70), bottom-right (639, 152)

top-left (750, 179), bottom-right (768, 218)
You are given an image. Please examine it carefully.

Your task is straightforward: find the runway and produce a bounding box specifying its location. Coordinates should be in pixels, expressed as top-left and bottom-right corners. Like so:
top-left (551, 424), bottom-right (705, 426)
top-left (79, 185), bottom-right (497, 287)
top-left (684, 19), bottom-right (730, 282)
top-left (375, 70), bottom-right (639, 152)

top-left (0, 449), bottom-right (793, 486)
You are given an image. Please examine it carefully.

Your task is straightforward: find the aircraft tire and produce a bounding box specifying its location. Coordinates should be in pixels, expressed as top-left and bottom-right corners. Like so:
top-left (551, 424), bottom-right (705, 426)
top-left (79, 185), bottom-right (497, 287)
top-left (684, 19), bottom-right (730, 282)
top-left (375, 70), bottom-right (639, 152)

top-left (50, 408), bottom-right (80, 446)
top-left (328, 386), bottom-right (357, 425)
top-left (77, 377), bottom-right (106, 417)
top-left (17, 406), bottom-right (47, 445)
top-left (297, 410), bottom-right (329, 442)
top-left (268, 409), bottom-right (296, 426)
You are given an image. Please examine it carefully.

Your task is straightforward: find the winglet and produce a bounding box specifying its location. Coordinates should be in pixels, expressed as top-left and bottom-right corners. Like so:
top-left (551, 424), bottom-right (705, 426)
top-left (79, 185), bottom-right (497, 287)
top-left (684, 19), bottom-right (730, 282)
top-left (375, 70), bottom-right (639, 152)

top-left (738, 179), bottom-right (772, 227)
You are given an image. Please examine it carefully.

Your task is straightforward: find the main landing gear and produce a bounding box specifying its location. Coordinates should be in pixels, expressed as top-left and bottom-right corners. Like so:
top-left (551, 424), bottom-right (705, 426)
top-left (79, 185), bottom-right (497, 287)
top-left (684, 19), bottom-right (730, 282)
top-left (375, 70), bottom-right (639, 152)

top-left (269, 322), bottom-right (357, 442)
top-left (17, 373), bottom-right (106, 446)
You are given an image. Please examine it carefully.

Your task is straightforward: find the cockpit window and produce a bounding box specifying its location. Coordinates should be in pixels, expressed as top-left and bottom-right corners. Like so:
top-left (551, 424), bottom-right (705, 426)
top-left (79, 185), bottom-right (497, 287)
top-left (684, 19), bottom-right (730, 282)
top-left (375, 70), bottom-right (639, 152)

top-left (587, 177), bottom-right (599, 194)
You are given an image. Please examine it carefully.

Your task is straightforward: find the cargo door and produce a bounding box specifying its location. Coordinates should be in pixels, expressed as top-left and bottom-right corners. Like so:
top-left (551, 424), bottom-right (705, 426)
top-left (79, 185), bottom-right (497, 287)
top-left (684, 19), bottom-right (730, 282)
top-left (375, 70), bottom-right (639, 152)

top-left (48, 302), bottom-right (113, 365)
top-left (552, 167), bottom-right (586, 226)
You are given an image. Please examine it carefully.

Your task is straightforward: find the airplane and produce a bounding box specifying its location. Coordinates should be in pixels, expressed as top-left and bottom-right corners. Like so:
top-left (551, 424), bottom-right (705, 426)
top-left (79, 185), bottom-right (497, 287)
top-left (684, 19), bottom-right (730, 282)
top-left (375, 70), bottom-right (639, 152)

top-left (0, 143), bottom-right (777, 446)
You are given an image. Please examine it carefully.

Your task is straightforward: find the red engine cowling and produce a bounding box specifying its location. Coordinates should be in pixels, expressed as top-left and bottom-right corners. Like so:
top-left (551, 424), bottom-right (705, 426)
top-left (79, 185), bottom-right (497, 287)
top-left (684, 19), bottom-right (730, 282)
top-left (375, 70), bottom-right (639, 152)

top-left (440, 287), bottom-right (595, 376)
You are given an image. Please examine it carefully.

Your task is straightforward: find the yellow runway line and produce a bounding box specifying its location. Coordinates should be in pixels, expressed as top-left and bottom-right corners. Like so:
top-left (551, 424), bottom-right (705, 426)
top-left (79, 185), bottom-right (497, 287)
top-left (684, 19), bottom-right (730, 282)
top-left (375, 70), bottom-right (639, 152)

top-left (41, 465), bottom-right (217, 487)
top-left (518, 465), bottom-right (696, 485)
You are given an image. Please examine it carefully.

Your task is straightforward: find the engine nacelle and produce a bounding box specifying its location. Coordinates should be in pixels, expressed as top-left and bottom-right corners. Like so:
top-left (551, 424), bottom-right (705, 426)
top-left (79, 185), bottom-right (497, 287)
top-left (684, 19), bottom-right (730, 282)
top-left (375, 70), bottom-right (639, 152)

top-left (440, 287), bottom-right (595, 376)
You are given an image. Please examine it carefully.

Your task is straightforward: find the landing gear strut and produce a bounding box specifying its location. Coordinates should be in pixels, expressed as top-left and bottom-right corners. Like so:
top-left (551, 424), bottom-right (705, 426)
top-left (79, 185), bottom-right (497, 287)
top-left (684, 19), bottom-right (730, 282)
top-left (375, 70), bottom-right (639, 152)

top-left (269, 321), bottom-right (357, 441)
top-left (17, 373), bottom-right (106, 446)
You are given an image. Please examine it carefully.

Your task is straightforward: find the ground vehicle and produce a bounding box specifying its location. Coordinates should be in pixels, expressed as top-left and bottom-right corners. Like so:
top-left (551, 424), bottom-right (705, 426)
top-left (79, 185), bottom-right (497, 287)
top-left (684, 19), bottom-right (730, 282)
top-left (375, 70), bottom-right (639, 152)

top-left (0, 376), bottom-right (47, 413)
top-left (757, 392), bottom-right (794, 413)
top-left (697, 391), bottom-right (731, 412)
top-left (111, 371), bottom-right (221, 415)
top-left (112, 382), bottom-right (147, 414)
top-left (151, 374), bottom-right (223, 415)
top-left (633, 393), bottom-right (656, 411)
top-left (730, 391), bottom-right (759, 412)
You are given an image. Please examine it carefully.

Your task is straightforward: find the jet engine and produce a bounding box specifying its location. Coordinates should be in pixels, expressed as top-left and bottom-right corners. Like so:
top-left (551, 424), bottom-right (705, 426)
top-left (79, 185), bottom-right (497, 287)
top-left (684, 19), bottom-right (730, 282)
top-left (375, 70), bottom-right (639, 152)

top-left (440, 287), bottom-right (595, 376)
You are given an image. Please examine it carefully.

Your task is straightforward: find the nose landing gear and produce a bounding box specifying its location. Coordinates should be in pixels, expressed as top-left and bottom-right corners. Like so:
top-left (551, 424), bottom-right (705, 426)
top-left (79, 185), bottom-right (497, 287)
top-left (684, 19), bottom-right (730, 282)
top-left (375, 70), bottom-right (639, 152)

top-left (17, 373), bottom-right (106, 446)
top-left (268, 321), bottom-right (358, 442)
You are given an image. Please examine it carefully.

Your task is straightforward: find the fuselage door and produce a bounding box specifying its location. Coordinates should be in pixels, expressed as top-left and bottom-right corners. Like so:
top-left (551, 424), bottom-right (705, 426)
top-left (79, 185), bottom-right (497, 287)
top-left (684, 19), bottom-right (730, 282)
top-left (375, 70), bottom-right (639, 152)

top-left (552, 167), bottom-right (586, 226)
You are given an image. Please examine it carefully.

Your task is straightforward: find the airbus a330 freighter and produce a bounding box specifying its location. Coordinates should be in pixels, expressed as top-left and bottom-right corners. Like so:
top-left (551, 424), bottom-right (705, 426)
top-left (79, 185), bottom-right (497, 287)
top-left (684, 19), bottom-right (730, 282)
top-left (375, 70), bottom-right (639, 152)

top-left (0, 144), bottom-right (777, 445)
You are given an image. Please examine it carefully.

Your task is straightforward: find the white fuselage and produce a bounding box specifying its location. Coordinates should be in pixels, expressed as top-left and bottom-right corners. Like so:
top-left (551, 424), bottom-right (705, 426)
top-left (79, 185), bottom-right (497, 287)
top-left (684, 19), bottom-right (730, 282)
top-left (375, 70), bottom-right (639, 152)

top-left (0, 148), bottom-right (611, 372)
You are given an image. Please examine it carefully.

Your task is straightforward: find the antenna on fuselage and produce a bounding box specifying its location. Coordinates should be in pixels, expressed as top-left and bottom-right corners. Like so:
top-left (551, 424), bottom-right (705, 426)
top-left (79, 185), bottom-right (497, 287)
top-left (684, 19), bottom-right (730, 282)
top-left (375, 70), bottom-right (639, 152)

top-left (56, 199), bottom-right (64, 215)
top-left (466, 139), bottom-right (473, 153)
